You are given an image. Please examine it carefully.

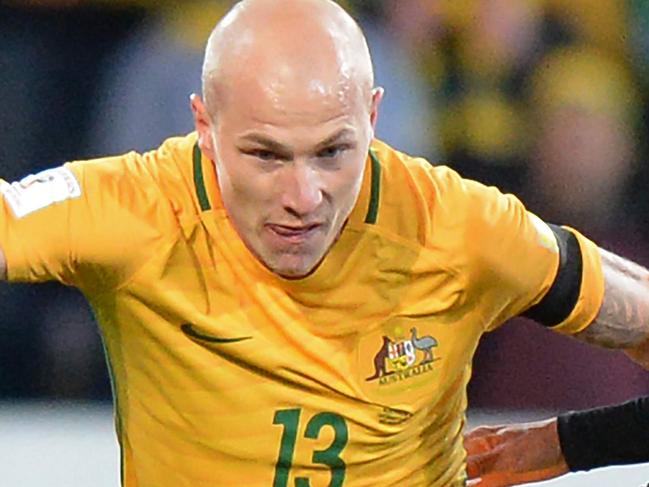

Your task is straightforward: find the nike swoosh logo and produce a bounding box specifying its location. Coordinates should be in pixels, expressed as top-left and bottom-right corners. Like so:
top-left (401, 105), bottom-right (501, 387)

top-left (181, 324), bottom-right (252, 344)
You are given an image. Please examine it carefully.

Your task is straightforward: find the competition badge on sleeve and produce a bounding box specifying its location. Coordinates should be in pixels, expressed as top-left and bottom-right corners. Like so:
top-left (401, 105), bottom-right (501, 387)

top-left (0, 166), bottom-right (81, 219)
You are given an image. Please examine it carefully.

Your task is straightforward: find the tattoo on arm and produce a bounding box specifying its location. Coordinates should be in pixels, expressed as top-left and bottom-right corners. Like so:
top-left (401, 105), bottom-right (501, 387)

top-left (575, 248), bottom-right (649, 349)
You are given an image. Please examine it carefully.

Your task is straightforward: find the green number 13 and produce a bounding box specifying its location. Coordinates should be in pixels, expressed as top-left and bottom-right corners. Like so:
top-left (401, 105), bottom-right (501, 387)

top-left (273, 408), bottom-right (348, 487)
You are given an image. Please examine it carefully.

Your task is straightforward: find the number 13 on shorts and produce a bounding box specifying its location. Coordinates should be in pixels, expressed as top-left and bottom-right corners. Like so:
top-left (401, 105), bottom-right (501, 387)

top-left (273, 408), bottom-right (349, 487)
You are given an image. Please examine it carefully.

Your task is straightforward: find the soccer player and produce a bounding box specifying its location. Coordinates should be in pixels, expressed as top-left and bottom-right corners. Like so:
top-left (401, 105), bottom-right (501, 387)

top-left (1, 0), bottom-right (649, 485)
top-left (464, 395), bottom-right (649, 486)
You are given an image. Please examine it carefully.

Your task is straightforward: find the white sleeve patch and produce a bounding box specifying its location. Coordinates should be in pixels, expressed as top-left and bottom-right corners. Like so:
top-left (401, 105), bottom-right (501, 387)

top-left (529, 213), bottom-right (559, 253)
top-left (0, 166), bottom-right (81, 219)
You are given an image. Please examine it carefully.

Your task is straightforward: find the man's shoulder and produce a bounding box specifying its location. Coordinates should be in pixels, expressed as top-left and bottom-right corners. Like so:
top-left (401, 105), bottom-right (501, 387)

top-left (145, 131), bottom-right (199, 188)
top-left (134, 132), bottom-right (207, 228)
top-left (370, 139), bottom-right (471, 201)
top-left (69, 132), bottom-right (196, 185)
top-left (368, 139), bottom-right (477, 245)
top-left (66, 132), bottom-right (202, 227)
top-left (154, 132), bottom-right (199, 169)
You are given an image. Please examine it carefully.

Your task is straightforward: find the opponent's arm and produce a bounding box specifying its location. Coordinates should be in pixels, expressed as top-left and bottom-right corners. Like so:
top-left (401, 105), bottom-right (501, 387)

top-left (464, 418), bottom-right (568, 487)
top-left (574, 248), bottom-right (649, 363)
top-left (465, 396), bottom-right (649, 486)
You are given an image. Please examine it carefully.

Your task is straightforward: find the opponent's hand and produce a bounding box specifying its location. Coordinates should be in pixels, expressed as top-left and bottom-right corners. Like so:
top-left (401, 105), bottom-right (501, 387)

top-left (464, 418), bottom-right (569, 486)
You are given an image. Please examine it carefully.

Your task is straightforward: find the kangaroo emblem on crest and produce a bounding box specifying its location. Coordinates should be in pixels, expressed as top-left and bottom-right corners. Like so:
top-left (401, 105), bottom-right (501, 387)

top-left (366, 336), bottom-right (394, 381)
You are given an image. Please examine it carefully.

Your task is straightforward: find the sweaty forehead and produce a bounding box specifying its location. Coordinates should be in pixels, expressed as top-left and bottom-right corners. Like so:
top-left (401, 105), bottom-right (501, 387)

top-left (203, 0), bottom-right (373, 119)
top-left (224, 46), bottom-right (365, 125)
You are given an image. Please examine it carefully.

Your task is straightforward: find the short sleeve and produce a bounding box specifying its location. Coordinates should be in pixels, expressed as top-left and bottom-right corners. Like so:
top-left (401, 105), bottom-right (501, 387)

top-left (549, 225), bottom-right (604, 335)
top-left (0, 152), bottom-right (175, 293)
top-left (463, 181), bottom-right (604, 333)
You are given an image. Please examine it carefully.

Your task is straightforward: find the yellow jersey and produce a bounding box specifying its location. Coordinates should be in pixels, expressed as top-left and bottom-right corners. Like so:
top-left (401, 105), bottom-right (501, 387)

top-left (0, 133), bottom-right (603, 486)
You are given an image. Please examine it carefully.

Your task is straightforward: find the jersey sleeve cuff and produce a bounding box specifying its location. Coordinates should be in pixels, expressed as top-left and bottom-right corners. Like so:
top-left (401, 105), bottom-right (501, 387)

top-left (550, 227), bottom-right (604, 335)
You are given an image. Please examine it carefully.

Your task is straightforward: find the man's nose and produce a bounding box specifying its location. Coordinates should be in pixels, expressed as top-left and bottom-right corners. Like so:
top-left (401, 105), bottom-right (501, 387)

top-left (280, 162), bottom-right (323, 217)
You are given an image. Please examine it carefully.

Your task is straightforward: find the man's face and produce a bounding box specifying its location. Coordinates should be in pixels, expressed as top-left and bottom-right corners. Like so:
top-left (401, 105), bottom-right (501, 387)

top-left (196, 75), bottom-right (380, 278)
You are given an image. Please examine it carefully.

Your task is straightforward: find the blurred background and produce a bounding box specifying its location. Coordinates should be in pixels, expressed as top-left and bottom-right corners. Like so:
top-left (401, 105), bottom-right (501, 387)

top-left (1, 0), bottom-right (649, 484)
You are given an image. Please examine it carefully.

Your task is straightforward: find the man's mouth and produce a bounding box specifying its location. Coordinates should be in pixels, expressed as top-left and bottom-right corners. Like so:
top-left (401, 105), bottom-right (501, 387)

top-left (266, 223), bottom-right (323, 243)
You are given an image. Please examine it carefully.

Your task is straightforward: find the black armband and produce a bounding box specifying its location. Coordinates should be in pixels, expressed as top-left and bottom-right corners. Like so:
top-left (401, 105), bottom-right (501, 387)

top-left (522, 224), bottom-right (582, 327)
top-left (557, 396), bottom-right (649, 471)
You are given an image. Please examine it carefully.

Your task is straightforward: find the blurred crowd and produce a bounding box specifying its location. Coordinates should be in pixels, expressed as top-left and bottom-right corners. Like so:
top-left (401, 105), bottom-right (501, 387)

top-left (1, 0), bottom-right (649, 410)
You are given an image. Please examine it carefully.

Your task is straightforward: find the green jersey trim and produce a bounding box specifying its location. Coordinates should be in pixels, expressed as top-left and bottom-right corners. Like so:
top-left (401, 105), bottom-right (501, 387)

top-left (193, 143), bottom-right (212, 212)
top-left (365, 150), bottom-right (381, 224)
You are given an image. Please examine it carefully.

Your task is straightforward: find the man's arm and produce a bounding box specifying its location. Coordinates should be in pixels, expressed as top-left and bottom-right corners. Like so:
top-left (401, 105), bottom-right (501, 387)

top-left (574, 248), bottom-right (649, 363)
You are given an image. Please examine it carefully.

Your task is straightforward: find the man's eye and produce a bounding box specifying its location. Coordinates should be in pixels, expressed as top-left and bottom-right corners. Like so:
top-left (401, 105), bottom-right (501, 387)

top-left (247, 149), bottom-right (277, 161)
top-left (317, 145), bottom-right (346, 159)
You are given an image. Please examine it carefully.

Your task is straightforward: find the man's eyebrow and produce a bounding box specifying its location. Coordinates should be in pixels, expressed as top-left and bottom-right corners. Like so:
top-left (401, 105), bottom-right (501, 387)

top-left (314, 128), bottom-right (356, 149)
top-left (239, 134), bottom-right (292, 155)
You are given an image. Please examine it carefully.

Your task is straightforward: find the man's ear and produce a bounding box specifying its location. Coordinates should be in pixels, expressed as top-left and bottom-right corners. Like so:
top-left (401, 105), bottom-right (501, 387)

top-left (190, 94), bottom-right (217, 161)
top-left (369, 87), bottom-right (385, 133)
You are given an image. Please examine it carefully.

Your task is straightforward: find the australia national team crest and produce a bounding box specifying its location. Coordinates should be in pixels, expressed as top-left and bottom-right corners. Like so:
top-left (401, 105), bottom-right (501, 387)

top-left (364, 326), bottom-right (439, 386)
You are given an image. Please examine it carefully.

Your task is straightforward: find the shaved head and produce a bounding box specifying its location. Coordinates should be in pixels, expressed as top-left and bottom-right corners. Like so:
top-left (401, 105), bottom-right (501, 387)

top-left (201, 0), bottom-right (374, 119)
top-left (191, 0), bottom-right (383, 278)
